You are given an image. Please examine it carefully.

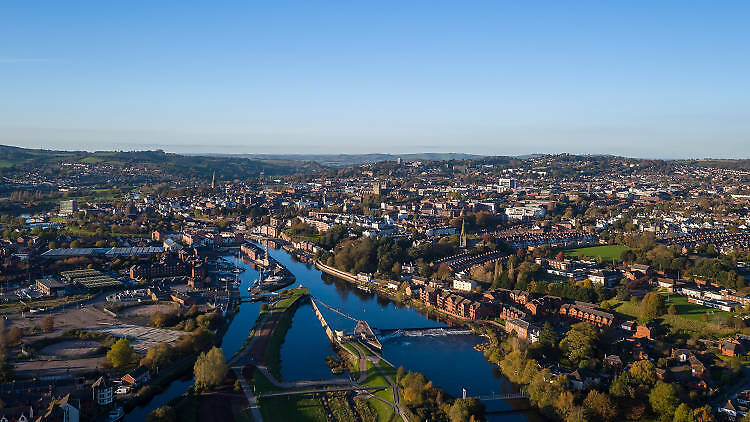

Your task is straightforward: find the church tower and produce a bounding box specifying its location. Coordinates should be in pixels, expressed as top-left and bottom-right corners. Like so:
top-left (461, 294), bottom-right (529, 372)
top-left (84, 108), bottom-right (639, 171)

top-left (460, 218), bottom-right (467, 249)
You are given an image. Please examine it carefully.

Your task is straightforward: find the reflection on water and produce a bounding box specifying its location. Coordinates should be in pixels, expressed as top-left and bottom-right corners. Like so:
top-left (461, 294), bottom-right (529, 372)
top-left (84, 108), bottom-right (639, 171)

top-left (126, 246), bottom-right (539, 421)
top-left (265, 247), bottom-right (538, 421)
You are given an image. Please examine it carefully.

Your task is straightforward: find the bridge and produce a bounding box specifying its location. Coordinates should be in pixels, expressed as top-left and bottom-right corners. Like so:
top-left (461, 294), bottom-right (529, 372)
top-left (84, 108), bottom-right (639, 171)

top-left (474, 391), bottom-right (530, 401)
top-left (256, 384), bottom-right (388, 398)
top-left (310, 296), bottom-right (383, 352)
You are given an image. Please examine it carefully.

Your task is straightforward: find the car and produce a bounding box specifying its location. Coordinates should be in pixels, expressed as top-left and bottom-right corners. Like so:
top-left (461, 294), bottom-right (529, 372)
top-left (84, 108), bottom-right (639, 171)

top-left (115, 386), bottom-right (130, 395)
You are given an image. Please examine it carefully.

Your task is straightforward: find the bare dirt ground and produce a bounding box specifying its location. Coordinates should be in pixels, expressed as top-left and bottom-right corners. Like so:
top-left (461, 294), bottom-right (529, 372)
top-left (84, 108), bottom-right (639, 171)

top-left (39, 340), bottom-right (102, 358)
top-left (118, 303), bottom-right (178, 325)
top-left (13, 357), bottom-right (104, 378)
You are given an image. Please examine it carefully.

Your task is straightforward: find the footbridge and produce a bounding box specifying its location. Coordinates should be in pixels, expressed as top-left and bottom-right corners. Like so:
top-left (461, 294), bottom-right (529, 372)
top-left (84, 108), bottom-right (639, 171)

top-left (310, 296), bottom-right (382, 352)
top-left (474, 391), bottom-right (530, 401)
top-left (256, 384), bottom-right (388, 398)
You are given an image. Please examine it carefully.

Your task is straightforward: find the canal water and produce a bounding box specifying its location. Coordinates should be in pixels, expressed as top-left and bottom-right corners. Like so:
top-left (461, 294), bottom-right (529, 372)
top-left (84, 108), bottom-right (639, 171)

top-left (124, 256), bottom-right (262, 421)
top-left (126, 246), bottom-right (539, 420)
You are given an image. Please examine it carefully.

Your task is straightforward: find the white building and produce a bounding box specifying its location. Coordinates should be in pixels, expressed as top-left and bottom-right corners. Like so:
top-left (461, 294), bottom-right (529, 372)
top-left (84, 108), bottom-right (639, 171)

top-left (453, 279), bottom-right (478, 292)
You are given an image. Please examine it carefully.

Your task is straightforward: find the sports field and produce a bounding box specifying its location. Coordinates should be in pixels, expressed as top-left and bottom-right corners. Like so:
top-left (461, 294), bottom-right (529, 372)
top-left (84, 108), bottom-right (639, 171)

top-left (563, 245), bottom-right (631, 261)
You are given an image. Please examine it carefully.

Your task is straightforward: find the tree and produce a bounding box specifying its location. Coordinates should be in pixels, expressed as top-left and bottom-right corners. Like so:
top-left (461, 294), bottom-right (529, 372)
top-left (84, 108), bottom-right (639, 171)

top-left (583, 390), bottom-right (617, 421)
top-left (640, 292), bottom-right (666, 322)
top-left (194, 346), bottom-right (227, 390)
top-left (40, 315), bottom-right (54, 333)
top-left (609, 372), bottom-right (635, 399)
top-left (692, 405), bottom-right (714, 422)
top-left (630, 359), bottom-right (657, 386)
top-left (559, 323), bottom-right (599, 364)
top-left (668, 304), bottom-right (677, 315)
top-left (151, 311), bottom-right (177, 328)
top-left (673, 403), bottom-right (695, 422)
top-left (107, 338), bottom-right (135, 368)
top-left (447, 398), bottom-right (484, 422)
top-left (141, 343), bottom-right (173, 371)
top-left (649, 381), bottom-right (678, 421)
top-left (147, 405), bottom-right (176, 422)
top-left (196, 312), bottom-right (221, 330)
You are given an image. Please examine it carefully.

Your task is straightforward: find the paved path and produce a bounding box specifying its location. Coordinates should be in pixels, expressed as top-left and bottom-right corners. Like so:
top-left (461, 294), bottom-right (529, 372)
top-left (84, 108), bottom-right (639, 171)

top-left (349, 342), bottom-right (408, 422)
top-left (234, 367), bottom-right (263, 422)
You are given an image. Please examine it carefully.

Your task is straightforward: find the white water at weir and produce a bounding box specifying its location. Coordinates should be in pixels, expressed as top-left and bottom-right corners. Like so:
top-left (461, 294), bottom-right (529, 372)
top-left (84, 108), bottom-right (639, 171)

top-left (379, 327), bottom-right (474, 342)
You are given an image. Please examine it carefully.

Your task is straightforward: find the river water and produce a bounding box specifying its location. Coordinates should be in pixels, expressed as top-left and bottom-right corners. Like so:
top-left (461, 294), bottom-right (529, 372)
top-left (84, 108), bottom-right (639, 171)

top-left (126, 246), bottom-right (539, 421)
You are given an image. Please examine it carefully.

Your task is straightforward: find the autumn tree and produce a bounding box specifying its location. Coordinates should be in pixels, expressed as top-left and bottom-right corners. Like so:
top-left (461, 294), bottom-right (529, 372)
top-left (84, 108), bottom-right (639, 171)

top-left (559, 322), bottom-right (599, 364)
top-left (583, 390), bottom-right (617, 421)
top-left (194, 346), bottom-right (227, 390)
top-left (640, 292), bottom-right (666, 322)
top-left (649, 381), bottom-right (678, 421)
top-left (629, 359), bottom-right (657, 386)
top-left (673, 403), bottom-right (695, 422)
top-left (107, 338), bottom-right (135, 368)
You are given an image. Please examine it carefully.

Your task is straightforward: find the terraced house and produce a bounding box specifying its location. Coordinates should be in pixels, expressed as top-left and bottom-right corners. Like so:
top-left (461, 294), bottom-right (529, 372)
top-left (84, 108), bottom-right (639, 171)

top-left (559, 302), bottom-right (615, 327)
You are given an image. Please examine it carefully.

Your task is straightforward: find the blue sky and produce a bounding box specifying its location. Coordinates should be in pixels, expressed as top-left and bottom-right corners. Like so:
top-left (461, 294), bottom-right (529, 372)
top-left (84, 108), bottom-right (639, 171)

top-left (1, 1), bottom-right (748, 158)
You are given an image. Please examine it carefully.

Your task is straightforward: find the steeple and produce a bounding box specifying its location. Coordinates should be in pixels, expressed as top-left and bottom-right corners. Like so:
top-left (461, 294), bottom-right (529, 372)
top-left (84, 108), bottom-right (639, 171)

top-left (211, 171), bottom-right (215, 189)
top-left (460, 218), bottom-right (467, 249)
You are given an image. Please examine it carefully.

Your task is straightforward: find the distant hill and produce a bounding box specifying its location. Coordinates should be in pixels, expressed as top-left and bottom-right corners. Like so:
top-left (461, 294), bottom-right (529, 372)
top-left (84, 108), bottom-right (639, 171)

top-left (193, 152), bottom-right (482, 167)
top-left (0, 145), bottom-right (322, 179)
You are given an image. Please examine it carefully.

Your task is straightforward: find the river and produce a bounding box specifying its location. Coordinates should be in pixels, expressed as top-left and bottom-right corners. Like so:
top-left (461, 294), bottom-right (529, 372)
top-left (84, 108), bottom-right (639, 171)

top-left (125, 246), bottom-right (539, 421)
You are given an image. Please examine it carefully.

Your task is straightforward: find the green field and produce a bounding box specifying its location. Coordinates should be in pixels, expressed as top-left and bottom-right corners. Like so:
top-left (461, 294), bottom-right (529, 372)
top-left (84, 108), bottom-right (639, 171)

top-left (259, 396), bottom-right (328, 422)
top-left (662, 293), bottom-right (737, 321)
top-left (564, 245), bottom-right (631, 261)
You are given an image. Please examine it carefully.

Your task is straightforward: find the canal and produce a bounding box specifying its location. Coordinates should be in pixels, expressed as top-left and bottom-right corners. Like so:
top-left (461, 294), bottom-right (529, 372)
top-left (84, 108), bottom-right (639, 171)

top-left (126, 246), bottom-right (539, 420)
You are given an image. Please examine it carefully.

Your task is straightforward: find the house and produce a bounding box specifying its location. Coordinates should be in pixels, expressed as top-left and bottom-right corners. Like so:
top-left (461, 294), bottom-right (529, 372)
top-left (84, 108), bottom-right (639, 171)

top-left (588, 270), bottom-right (620, 287)
top-left (689, 356), bottom-right (709, 379)
top-left (36, 393), bottom-right (80, 422)
top-left (657, 277), bottom-right (676, 292)
top-left (719, 399), bottom-right (749, 421)
top-left (453, 279), bottom-right (477, 292)
top-left (720, 340), bottom-right (744, 357)
top-left (620, 320), bottom-right (636, 332)
top-left (121, 366), bottom-right (151, 387)
top-left (672, 348), bottom-right (691, 363)
top-left (634, 322), bottom-right (658, 340)
top-left (603, 354), bottom-right (623, 371)
top-left (568, 369), bottom-right (600, 390)
top-left (92, 376), bottom-right (113, 406)
top-left (505, 318), bottom-right (540, 343)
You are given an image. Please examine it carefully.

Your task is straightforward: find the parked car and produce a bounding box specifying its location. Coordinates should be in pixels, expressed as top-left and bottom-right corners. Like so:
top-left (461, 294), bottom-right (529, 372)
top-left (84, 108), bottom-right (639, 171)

top-left (115, 386), bottom-right (130, 395)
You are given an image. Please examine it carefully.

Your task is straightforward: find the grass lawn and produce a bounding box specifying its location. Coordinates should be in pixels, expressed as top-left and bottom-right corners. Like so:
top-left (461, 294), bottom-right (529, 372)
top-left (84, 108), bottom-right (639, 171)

top-left (606, 299), bottom-right (640, 320)
top-left (367, 397), bottom-right (396, 422)
top-left (662, 293), bottom-right (737, 321)
top-left (563, 245), bottom-right (631, 261)
top-left (259, 396), bottom-right (328, 422)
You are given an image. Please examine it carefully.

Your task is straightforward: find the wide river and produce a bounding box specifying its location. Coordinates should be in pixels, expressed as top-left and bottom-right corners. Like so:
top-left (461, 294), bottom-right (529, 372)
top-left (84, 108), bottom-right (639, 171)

top-left (126, 246), bottom-right (539, 421)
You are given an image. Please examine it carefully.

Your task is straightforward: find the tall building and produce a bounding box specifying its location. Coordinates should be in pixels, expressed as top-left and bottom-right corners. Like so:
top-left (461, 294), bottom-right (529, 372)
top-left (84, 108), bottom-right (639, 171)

top-left (60, 199), bottom-right (77, 215)
top-left (498, 178), bottom-right (516, 191)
